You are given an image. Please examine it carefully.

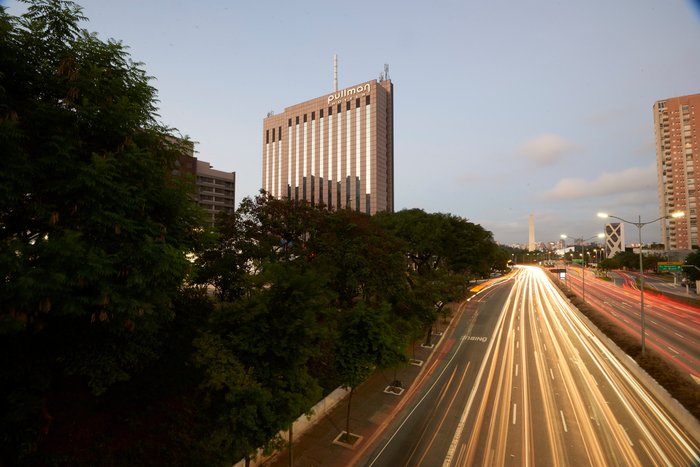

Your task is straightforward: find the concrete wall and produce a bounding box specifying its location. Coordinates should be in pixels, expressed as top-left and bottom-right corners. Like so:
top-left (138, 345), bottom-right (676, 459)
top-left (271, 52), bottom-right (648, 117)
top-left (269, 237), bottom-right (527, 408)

top-left (234, 386), bottom-right (350, 467)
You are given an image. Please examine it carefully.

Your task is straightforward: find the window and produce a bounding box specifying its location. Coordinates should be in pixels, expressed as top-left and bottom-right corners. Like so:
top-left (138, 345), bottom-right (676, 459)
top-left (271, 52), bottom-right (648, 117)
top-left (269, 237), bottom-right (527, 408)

top-left (337, 104), bottom-right (341, 113)
top-left (279, 126), bottom-right (282, 140)
top-left (296, 116), bottom-right (299, 125)
top-left (366, 96), bottom-right (370, 105)
top-left (346, 101), bottom-right (350, 111)
top-left (355, 98), bottom-right (360, 107)
top-left (266, 129), bottom-right (269, 144)
top-left (311, 111), bottom-right (315, 120)
top-left (320, 109), bottom-right (324, 118)
top-left (328, 106), bottom-right (332, 116)
top-left (288, 118), bottom-right (292, 127)
top-left (303, 114), bottom-right (307, 123)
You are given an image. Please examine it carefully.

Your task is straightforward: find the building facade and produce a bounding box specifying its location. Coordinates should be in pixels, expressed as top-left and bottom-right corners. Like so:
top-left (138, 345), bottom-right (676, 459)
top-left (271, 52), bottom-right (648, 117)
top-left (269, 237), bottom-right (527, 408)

top-left (195, 160), bottom-right (236, 225)
top-left (654, 93), bottom-right (700, 250)
top-left (172, 138), bottom-right (236, 225)
top-left (262, 78), bottom-right (394, 214)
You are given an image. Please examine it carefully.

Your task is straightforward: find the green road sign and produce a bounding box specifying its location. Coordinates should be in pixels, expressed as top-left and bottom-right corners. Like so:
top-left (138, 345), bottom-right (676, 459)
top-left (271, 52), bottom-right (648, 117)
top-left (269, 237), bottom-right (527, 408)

top-left (657, 261), bottom-right (682, 271)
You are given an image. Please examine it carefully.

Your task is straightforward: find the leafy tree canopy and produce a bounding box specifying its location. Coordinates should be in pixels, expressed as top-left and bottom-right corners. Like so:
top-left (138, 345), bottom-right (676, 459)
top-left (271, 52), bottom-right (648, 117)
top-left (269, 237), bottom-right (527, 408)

top-left (0, 0), bottom-right (202, 461)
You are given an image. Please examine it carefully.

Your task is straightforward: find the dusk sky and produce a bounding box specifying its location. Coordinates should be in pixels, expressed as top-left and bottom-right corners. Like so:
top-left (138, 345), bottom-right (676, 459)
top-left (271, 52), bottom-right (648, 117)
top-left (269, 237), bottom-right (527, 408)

top-left (6, 0), bottom-right (700, 245)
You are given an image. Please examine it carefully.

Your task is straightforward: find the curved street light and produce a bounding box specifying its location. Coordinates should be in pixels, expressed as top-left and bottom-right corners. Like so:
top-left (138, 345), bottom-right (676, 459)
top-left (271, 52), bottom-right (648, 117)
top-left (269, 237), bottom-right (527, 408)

top-left (597, 211), bottom-right (685, 355)
top-left (560, 233), bottom-right (604, 302)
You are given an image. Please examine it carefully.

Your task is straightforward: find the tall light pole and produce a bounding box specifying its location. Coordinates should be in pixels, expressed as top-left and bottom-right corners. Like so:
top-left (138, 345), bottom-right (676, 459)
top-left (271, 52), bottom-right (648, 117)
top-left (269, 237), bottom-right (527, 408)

top-left (597, 211), bottom-right (685, 355)
top-left (560, 233), bottom-right (604, 302)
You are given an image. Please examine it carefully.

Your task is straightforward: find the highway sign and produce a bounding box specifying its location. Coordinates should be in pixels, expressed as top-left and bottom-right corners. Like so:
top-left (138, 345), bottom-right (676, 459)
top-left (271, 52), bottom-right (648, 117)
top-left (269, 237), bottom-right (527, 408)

top-left (657, 261), bottom-right (682, 271)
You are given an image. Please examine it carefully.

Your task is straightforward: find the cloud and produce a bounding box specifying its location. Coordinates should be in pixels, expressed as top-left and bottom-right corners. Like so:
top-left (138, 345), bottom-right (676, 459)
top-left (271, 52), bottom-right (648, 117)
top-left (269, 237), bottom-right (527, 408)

top-left (539, 164), bottom-right (657, 200)
top-left (519, 133), bottom-right (578, 167)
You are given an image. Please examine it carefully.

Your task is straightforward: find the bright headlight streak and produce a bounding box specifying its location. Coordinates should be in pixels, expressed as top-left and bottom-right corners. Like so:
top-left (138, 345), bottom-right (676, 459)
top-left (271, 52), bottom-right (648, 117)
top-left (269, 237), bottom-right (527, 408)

top-left (529, 267), bottom-right (697, 462)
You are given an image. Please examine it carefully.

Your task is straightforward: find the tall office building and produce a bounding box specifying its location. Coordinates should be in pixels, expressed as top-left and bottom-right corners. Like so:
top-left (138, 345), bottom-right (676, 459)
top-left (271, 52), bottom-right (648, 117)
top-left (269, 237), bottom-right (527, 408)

top-left (262, 77), bottom-right (394, 214)
top-left (528, 214), bottom-right (536, 252)
top-left (654, 93), bottom-right (700, 250)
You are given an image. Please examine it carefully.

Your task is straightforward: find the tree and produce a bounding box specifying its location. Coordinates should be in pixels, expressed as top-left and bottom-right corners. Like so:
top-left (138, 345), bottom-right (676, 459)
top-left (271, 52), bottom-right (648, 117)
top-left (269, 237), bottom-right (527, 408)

top-left (334, 302), bottom-right (406, 443)
top-left (315, 208), bottom-right (408, 309)
top-left (0, 1), bottom-right (202, 462)
top-left (374, 209), bottom-right (499, 345)
top-left (684, 250), bottom-right (700, 282)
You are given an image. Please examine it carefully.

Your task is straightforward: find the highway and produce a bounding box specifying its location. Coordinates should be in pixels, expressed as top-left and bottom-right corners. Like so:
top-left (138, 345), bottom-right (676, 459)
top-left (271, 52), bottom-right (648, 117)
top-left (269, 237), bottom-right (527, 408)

top-left (565, 266), bottom-right (700, 382)
top-left (360, 266), bottom-right (700, 466)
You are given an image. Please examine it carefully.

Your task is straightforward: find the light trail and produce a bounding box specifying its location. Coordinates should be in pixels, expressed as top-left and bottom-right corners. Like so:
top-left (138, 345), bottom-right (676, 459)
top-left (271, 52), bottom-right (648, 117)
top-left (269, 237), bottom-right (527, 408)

top-left (445, 266), bottom-right (700, 466)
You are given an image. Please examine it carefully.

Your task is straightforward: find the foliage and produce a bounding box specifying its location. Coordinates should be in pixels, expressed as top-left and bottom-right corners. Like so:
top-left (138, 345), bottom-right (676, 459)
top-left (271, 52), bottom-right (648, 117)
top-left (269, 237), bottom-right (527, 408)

top-left (334, 302), bottom-right (406, 391)
top-left (0, 2), bottom-right (512, 464)
top-left (374, 208), bottom-right (500, 341)
top-left (598, 250), bottom-right (661, 272)
top-left (683, 249), bottom-right (700, 282)
top-left (0, 1), bottom-right (202, 463)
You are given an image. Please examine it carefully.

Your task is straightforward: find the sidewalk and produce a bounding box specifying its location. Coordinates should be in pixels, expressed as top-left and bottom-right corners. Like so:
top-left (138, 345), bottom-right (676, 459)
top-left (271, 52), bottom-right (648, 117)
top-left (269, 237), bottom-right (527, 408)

top-left (263, 322), bottom-right (456, 467)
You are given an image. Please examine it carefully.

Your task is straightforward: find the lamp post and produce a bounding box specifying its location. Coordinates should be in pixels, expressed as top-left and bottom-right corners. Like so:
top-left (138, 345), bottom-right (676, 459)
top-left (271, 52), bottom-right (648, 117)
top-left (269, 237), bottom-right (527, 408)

top-left (560, 233), bottom-right (604, 302)
top-left (597, 211), bottom-right (685, 355)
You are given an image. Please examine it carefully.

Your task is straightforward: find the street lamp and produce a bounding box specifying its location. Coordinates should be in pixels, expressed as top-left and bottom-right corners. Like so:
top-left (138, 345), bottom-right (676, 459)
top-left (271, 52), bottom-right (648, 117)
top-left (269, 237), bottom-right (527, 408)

top-left (560, 233), bottom-right (604, 302)
top-left (597, 211), bottom-right (685, 355)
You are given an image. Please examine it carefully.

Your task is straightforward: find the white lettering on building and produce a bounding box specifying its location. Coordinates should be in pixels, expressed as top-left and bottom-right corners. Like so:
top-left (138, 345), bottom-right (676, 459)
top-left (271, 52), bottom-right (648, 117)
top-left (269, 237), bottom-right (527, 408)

top-left (328, 83), bottom-right (371, 103)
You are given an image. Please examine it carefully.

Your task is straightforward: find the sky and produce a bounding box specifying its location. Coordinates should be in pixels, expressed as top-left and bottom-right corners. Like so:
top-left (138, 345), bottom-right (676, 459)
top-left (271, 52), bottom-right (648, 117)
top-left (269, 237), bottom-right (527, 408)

top-left (5, 0), bottom-right (700, 246)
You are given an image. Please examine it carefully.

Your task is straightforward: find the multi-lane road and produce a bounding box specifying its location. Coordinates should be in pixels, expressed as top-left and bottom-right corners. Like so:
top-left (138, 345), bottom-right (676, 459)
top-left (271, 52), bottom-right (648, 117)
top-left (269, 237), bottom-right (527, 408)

top-left (360, 266), bottom-right (700, 466)
top-left (565, 265), bottom-right (700, 382)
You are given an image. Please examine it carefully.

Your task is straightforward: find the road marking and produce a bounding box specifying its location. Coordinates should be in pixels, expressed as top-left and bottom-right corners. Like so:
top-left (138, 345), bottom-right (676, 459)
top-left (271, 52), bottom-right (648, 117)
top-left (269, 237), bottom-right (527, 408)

top-left (691, 374), bottom-right (700, 385)
top-left (674, 332), bottom-right (685, 339)
top-left (619, 424), bottom-right (634, 446)
top-left (515, 364), bottom-right (519, 377)
top-left (465, 336), bottom-right (488, 343)
top-left (512, 403), bottom-right (517, 425)
top-left (560, 410), bottom-right (568, 432)
top-left (550, 368), bottom-right (554, 380)
top-left (543, 343), bottom-right (547, 352)
top-left (668, 346), bottom-right (679, 355)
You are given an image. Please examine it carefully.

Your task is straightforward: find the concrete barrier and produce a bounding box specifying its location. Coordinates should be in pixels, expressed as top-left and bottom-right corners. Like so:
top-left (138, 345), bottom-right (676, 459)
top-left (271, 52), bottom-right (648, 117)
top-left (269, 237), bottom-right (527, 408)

top-left (234, 386), bottom-right (350, 467)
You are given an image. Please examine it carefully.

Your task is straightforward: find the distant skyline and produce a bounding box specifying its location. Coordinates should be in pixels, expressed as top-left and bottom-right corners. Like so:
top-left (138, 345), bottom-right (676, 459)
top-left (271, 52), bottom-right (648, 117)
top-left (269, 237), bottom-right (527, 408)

top-left (5, 0), bottom-right (700, 245)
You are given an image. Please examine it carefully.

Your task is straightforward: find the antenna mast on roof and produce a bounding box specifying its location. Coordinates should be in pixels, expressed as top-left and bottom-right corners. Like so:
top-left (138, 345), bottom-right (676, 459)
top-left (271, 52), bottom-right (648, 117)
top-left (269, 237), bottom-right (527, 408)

top-left (333, 54), bottom-right (338, 92)
top-left (384, 63), bottom-right (390, 80)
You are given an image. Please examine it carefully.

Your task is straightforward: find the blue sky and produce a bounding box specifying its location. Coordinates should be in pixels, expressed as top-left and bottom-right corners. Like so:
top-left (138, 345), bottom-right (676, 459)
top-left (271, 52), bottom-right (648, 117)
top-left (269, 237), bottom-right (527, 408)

top-left (5, 0), bottom-right (700, 245)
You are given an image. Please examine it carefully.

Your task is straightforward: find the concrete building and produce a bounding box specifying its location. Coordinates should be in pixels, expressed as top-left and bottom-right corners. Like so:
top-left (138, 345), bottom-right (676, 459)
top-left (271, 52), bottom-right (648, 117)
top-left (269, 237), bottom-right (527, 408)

top-left (262, 77), bottom-right (394, 214)
top-left (528, 214), bottom-right (536, 251)
top-left (195, 160), bottom-right (236, 225)
top-left (173, 138), bottom-right (236, 225)
top-left (654, 93), bottom-right (700, 250)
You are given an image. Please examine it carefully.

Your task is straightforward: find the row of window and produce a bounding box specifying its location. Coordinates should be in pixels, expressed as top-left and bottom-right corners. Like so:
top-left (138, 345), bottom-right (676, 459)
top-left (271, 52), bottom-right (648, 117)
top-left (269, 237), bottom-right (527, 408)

top-left (199, 186), bottom-right (233, 195)
top-left (201, 204), bottom-right (233, 212)
top-left (199, 195), bottom-right (231, 203)
top-left (265, 96), bottom-right (371, 143)
top-left (197, 176), bottom-right (233, 187)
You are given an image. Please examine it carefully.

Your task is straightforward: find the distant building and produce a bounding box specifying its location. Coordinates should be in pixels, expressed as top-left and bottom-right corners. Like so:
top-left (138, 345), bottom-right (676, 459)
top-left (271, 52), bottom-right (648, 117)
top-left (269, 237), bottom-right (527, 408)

top-left (195, 160), bottom-right (235, 225)
top-left (173, 139), bottom-right (236, 225)
top-left (528, 214), bottom-right (536, 252)
top-left (262, 77), bottom-right (394, 214)
top-left (604, 222), bottom-right (625, 258)
top-left (654, 93), bottom-right (700, 250)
